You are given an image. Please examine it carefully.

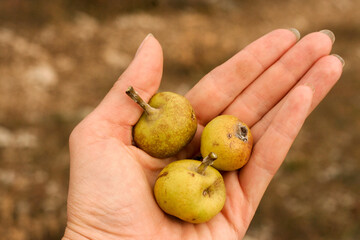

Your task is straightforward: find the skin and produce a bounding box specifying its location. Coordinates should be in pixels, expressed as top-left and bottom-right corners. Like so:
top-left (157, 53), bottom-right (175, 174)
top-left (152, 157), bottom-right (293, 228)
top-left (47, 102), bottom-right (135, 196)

top-left (154, 160), bottom-right (226, 224)
top-left (62, 29), bottom-right (343, 240)
top-left (201, 115), bottom-right (253, 171)
top-left (134, 92), bottom-right (197, 158)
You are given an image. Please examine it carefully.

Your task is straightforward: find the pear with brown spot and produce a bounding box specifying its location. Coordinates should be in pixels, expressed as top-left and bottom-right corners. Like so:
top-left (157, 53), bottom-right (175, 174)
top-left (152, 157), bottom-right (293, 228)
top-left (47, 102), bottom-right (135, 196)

top-left (201, 115), bottom-right (253, 171)
top-left (154, 153), bottom-right (226, 223)
top-left (126, 86), bottom-right (197, 158)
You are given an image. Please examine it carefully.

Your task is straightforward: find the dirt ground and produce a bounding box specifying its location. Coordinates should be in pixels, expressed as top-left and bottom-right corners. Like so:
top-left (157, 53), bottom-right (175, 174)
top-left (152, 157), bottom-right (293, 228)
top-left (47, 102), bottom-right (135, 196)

top-left (0, 0), bottom-right (359, 239)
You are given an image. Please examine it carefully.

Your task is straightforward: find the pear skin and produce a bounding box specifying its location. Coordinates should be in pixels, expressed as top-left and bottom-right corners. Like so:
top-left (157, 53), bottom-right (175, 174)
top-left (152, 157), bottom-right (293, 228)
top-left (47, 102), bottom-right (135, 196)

top-left (201, 115), bottom-right (253, 171)
top-left (154, 159), bottom-right (226, 223)
top-left (126, 87), bottom-right (197, 158)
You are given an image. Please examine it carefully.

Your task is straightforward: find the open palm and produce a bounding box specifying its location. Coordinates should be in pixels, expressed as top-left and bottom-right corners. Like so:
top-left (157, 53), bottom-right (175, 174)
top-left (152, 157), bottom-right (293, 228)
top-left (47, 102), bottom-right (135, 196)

top-left (62, 29), bottom-right (343, 240)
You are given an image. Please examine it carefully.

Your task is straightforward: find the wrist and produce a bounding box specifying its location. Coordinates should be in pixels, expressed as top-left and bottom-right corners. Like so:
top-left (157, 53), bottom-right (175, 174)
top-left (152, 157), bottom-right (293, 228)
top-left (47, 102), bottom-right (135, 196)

top-left (62, 226), bottom-right (91, 240)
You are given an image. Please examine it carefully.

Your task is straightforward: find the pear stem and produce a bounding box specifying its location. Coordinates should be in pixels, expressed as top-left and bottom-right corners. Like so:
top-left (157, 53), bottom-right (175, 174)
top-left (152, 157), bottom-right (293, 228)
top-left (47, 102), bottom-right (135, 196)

top-left (125, 86), bottom-right (158, 115)
top-left (197, 152), bottom-right (218, 175)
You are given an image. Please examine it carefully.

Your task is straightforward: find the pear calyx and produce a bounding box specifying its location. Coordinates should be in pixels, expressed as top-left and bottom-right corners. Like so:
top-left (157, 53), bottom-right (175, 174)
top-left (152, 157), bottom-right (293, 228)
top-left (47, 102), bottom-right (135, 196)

top-left (236, 123), bottom-right (248, 142)
top-left (197, 152), bottom-right (217, 175)
top-left (125, 86), bottom-right (159, 115)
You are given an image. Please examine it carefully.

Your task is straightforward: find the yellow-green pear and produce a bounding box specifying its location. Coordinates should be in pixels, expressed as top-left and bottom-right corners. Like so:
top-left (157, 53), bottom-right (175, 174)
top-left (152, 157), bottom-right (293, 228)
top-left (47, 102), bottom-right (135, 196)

top-left (154, 153), bottom-right (226, 223)
top-left (126, 86), bottom-right (197, 158)
top-left (201, 115), bottom-right (253, 171)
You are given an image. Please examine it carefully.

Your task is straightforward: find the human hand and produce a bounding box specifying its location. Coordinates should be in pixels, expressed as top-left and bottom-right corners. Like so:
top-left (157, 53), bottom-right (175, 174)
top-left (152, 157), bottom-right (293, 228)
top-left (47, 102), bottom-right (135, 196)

top-left (62, 29), bottom-right (343, 240)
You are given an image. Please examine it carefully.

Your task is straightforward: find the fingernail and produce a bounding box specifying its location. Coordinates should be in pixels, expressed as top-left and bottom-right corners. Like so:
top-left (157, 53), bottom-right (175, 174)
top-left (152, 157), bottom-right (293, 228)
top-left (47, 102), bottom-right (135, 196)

top-left (304, 82), bottom-right (315, 93)
top-left (319, 29), bottom-right (335, 44)
top-left (135, 33), bottom-right (153, 57)
top-left (287, 28), bottom-right (301, 41)
top-left (331, 54), bottom-right (345, 68)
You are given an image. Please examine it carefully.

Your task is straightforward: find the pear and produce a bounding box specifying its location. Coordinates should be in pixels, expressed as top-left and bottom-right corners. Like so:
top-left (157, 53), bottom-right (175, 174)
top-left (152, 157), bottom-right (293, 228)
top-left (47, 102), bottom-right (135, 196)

top-left (201, 115), bottom-right (253, 171)
top-left (154, 153), bottom-right (226, 223)
top-left (126, 86), bottom-right (197, 158)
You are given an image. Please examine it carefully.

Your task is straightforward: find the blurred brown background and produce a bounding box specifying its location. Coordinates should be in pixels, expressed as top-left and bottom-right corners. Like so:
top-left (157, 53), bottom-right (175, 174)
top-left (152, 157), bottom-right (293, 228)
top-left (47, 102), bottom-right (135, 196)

top-left (0, 0), bottom-right (359, 239)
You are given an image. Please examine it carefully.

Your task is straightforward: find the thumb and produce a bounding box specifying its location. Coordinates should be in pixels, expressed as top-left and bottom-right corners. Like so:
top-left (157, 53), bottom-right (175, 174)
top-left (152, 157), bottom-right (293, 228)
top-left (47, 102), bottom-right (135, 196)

top-left (92, 34), bottom-right (163, 140)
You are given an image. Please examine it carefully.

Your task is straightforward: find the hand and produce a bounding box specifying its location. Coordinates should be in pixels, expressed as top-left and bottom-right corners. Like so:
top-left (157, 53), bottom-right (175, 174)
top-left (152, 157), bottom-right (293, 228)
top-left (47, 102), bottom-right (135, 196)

top-left (62, 29), bottom-right (343, 240)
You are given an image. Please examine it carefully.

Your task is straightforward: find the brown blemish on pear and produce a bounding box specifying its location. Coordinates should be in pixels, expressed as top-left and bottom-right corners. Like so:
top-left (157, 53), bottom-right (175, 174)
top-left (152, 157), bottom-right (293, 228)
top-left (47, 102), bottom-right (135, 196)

top-left (158, 171), bottom-right (168, 179)
top-left (191, 111), bottom-right (196, 120)
top-left (203, 188), bottom-right (210, 197)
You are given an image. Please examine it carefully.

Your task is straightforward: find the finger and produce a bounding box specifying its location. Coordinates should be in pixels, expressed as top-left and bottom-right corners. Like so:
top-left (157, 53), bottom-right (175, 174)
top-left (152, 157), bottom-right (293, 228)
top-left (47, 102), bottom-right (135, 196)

top-left (251, 54), bottom-right (344, 142)
top-left (90, 34), bottom-right (163, 140)
top-left (238, 85), bottom-right (313, 209)
top-left (186, 28), bottom-right (300, 126)
top-left (223, 31), bottom-right (334, 127)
